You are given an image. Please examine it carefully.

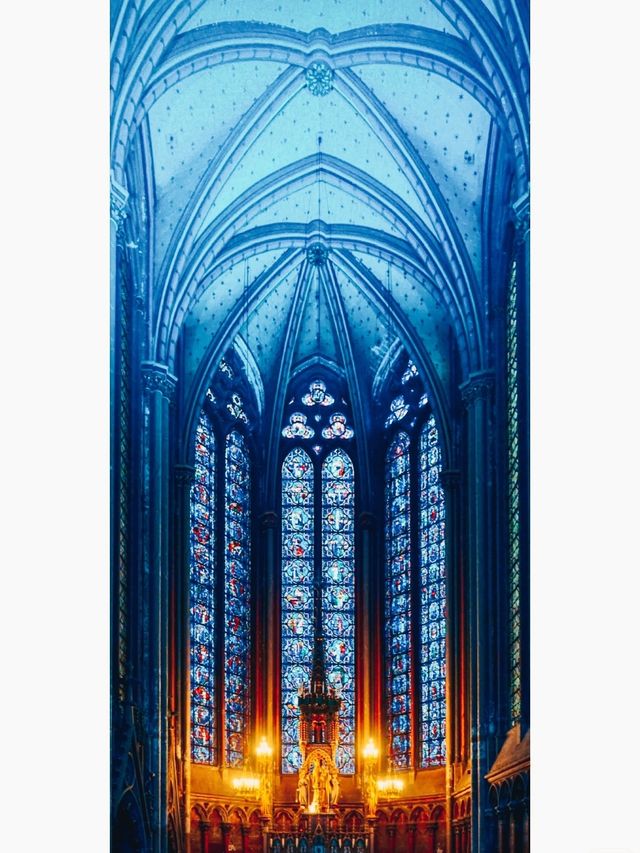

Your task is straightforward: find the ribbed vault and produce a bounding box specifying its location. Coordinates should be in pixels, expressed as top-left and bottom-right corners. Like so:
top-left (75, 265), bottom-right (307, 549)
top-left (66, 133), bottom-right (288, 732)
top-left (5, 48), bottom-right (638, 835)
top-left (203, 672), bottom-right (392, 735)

top-left (111, 0), bottom-right (529, 493)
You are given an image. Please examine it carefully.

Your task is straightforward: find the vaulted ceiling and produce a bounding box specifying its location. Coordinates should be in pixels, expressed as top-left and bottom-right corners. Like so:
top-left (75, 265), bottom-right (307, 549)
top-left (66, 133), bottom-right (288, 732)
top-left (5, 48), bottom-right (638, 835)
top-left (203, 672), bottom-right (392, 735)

top-left (111, 0), bottom-right (529, 475)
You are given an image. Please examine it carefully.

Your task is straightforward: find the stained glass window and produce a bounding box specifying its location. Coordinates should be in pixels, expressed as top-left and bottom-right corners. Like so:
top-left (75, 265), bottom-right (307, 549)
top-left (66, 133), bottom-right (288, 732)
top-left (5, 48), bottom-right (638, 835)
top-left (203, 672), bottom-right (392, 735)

top-left (401, 360), bottom-right (419, 384)
top-left (322, 413), bottom-right (354, 440)
top-left (302, 379), bottom-right (335, 407)
top-left (282, 413), bottom-right (315, 439)
top-left (224, 431), bottom-right (251, 767)
top-left (227, 392), bottom-right (248, 424)
top-left (385, 395), bottom-right (410, 428)
top-left (190, 411), bottom-right (217, 764)
top-left (419, 416), bottom-right (446, 767)
top-left (281, 448), bottom-right (315, 773)
top-left (507, 259), bottom-right (522, 724)
top-left (385, 431), bottom-right (412, 768)
top-left (322, 449), bottom-right (356, 774)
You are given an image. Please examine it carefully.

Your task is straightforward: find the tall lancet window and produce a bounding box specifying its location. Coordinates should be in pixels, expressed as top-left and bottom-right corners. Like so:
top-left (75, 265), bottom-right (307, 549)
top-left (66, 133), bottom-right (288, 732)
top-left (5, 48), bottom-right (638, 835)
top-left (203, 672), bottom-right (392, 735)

top-left (419, 415), bottom-right (446, 767)
top-left (224, 430), bottom-right (251, 767)
top-left (281, 448), bottom-right (315, 773)
top-left (322, 449), bottom-right (355, 774)
top-left (385, 431), bottom-right (412, 768)
top-left (190, 411), bottom-right (217, 764)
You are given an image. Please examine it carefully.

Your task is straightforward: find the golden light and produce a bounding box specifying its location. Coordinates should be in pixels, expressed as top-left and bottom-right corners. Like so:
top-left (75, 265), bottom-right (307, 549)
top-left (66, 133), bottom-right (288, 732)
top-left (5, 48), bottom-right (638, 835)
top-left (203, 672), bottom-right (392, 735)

top-left (256, 736), bottom-right (273, 759)
top-left (362, 738), bottom-right (379, 761)
top-left (232, 775), bottom-right (261, 795)
top-left (376, 776), bottom-right (405, 796)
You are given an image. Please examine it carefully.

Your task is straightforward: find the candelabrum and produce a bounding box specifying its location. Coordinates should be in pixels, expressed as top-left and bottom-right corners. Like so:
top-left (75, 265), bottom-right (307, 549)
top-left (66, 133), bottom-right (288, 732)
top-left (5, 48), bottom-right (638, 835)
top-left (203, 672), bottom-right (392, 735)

top-left (231, 737), bottom-right (274, 819)
top-left (362, 739), bottom-right (380, 817)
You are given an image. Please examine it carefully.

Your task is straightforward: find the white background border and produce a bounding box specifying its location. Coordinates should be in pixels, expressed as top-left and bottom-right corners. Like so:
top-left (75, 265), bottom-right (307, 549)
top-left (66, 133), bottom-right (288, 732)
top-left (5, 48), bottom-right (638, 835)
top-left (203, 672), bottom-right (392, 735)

top-left (1, 2), bottom-right (638, 850)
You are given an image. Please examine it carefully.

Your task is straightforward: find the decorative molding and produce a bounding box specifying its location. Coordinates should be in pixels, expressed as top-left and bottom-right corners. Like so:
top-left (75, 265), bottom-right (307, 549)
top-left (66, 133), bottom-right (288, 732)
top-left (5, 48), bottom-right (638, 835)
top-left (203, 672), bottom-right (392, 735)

top-left (359, 511), bottom-right (376, 531)
top-left (174, 464), bottom-right (195, 487)
top-left (141, 361), bottom-right (178, 400)
top-left (305, 61), bottom-right (334, 96)
top-left (111, 176), bottom-right (129, 231)
top-left (439, 470), bottom-right (461, 491)
top-left (260, 510), bottom-right (279, 529)
top-left (459, 371), bottom-right (494, 408)
top-left (307, 242), bottom-right (329, 266)
top-left (513, 189), bottom-right (530, 243)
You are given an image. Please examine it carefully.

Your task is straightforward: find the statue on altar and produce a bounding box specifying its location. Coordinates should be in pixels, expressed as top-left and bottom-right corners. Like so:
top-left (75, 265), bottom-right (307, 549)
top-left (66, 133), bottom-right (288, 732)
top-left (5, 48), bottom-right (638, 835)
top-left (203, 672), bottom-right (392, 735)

top-left (296, 633), bottom-right (343, 814)
top-left (297, 751), bottom-right (340, 812)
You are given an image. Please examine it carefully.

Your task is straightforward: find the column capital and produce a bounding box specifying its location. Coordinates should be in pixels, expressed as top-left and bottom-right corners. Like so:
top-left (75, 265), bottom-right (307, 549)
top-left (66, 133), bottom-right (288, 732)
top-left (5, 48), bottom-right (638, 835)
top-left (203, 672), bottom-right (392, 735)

top-left (110, 176), bottom-right (129, 231)
top-left (221, 822), bottom-right (232, 834)
top-left (260, 511), bottom-right (279, 529)
top-left (513, 190), bottom-right (530, 244)
top-left (141, 361), bottom-right (178, 400)
top-left (459, 371), bottom-right (494, 408)
top-left (175, 464), bottom-right (195, 487)
top-left (359, 511), bottom-right (376, 531)
top-left (199, 820), bottom-right (211, 831)
top-left (440, 469), bottom-right (461, 491)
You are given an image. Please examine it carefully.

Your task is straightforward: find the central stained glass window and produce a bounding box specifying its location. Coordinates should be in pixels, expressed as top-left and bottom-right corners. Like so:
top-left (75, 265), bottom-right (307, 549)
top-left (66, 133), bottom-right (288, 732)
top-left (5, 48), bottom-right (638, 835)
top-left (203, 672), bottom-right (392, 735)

top-left (280, 446), bottom-right (356, 774)
top-left (224, 431), bottom-right (251, 767)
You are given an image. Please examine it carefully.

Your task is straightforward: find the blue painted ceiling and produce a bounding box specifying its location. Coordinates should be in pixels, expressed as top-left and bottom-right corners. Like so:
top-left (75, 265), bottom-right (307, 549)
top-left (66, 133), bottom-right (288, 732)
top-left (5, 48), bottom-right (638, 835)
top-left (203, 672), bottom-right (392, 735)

top-left (130, 0), bottom-right (517, 452)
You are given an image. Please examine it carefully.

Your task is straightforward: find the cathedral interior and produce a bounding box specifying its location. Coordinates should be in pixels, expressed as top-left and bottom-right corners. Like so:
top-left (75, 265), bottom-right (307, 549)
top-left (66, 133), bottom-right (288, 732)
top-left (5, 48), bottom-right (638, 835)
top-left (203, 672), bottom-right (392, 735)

top-left (110, 2), bottom-right (530, 851)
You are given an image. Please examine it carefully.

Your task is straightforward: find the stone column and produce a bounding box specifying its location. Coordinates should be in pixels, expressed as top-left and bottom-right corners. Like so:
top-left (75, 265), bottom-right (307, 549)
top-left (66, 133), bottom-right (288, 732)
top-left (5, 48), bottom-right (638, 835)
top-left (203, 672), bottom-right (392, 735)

top-left (440, 470), bottom-right (461, 853)
top-left (508, 809), bottom-right (516, 853)
top-left (386, 825), bottom-right (396, 853)
top-left (460, 372), bottom-right (495, 853)
top-left (142, 361), bottom-right (178, 853)
top-left (175, 463), bottom-right (195, 843)
top-left (406, 823), bottom-right (416, 853)
top-left (522, 802), bottom-right (529, 852)
top-left (451, 823), bottom-right (460, 853)
top-left (110, 177), bottom-right (128, 703)
top-left (199, 821), bottom-right (210, 853)
top-left (366, 816), bottom-right (377, 853)
top-left (261, 815), bottom-right (271, 853)
top-left (495, 809), bottom-right (506, 853)
top-left (221, 822), bottom-right (232, 853)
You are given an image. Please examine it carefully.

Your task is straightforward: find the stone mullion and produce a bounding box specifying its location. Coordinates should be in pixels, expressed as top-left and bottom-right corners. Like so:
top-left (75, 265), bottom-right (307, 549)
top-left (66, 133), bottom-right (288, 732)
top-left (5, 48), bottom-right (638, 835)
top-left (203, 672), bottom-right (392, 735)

top-left (460, 371), bottom-right (495, 853)
top-left (142, 361), bottom-right (177, 853)
top-left (440, 469), bottom-right (461, 853)
top-left (175, 463), bottom-right (195, 844)
top-left (111, 178), bottom-right (129, 707)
